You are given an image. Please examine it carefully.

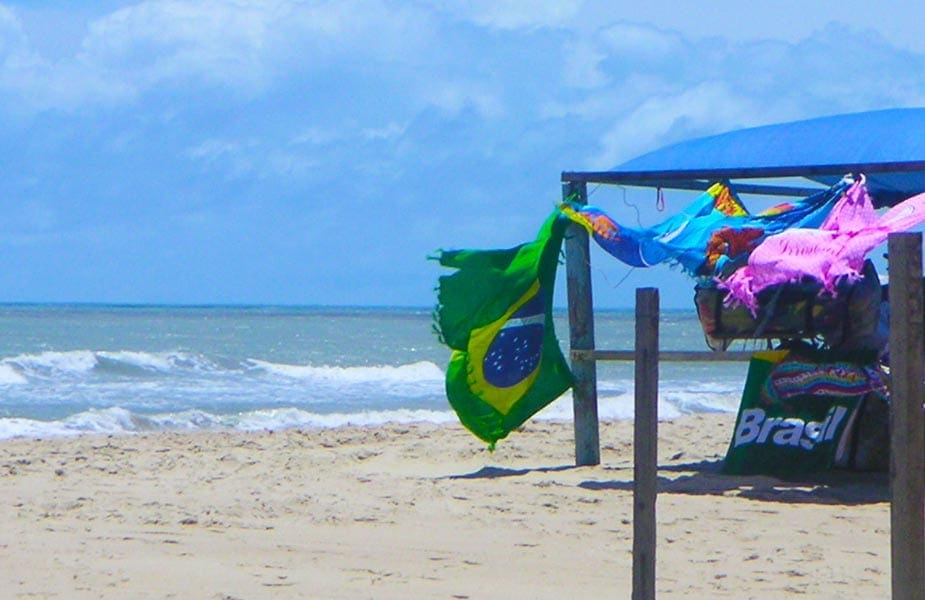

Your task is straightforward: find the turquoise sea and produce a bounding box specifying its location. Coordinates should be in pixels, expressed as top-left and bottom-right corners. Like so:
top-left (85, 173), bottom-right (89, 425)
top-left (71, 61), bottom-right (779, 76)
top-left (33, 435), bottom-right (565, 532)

top-left (0, 305), bottom-right (753, 439)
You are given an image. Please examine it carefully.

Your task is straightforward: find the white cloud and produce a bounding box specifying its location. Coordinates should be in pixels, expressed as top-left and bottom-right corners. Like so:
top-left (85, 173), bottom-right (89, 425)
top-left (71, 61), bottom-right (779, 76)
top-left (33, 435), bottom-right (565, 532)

top-left (186, 138), bottom-right (244, 161)
top-left (80, 0), bottom-right (436, 77)
top-left (77, 0), bottom-right (277, 90)
top-left (184, 137), bottom-right (259, 179)
top-left (431, 0), bottom-right (584, 30)
top-left (290, 126), bottom-right (341, 146)
top-left (591, 82), bottom-right (763, 169)
top-left (560, 39), bottom-right (609, 89)
top-left (0, 4), bottom-right (28, 57)
top-left (362, 121), bottom-right (408, 141)
top-left (556, 19), bottom-right (925, 171)
top-left (545, 67), bottom-right (686, 123)
top-left (423, 80), bottom-right (505, 119)
top-left (0, 0), bottom-right (439, 115)
top-left (0, 5), bottom-right (136, 113)
top-left (262, 150), bottom-right (322, 179)
top-left (547, 22), bottom-right (704, 119)
top-left (597, 21), bottom-right (684, 61)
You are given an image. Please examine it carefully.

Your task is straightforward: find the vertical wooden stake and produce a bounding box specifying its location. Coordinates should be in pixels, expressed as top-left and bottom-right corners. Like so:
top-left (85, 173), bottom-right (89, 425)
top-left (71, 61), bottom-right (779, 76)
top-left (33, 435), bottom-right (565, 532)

top-left (564, 181), bottom-right (600, 466)
top-left (889, 233), bottom-right (925, 600)
top-left (634, 288), bottom-right (658, 600)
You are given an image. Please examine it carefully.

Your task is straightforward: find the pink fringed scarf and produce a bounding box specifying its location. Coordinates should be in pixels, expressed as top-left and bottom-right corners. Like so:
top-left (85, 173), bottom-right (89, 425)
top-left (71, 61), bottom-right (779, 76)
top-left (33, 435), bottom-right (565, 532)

top-left (720, 177), bottom-right (925, 314)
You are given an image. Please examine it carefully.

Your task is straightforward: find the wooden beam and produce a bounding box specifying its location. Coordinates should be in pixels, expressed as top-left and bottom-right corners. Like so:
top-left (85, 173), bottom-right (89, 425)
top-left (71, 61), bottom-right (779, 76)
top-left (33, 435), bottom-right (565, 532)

top-left (888, 232), bottom-right (925, 600)
top-left (571, 349), bottom-right (753, 362)
top-left (633, 288), bottom-right (659, 600)
top-left (576, 177), bottom-right (824, 198)
top-left (563, 181), bottom-right (600, 466)
top-left (561, 160), bottom-right (925, 185)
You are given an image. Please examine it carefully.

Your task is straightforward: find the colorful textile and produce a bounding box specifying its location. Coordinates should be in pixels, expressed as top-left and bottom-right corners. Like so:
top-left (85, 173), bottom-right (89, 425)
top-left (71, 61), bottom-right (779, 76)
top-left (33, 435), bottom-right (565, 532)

top-left (559, 180), bottom-right (849, 277)
top-left (433, 212), bottom-right (573, 448)
top-left (722, 348), bottom-right (886, 476)
top-left (695, 259), bottom-right (884, 352)
top-left (721, 177), bottom-right (925, 313)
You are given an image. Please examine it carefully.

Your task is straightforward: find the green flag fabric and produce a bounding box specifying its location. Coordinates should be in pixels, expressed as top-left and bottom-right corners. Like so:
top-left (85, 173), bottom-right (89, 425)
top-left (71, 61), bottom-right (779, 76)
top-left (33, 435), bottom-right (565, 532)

top-left (433, 212), bottom-right (573, 448)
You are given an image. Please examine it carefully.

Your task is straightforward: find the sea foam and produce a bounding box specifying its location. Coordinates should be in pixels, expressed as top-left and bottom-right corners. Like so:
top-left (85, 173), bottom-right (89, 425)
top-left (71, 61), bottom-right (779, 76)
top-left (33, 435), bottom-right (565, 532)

top-left (0, 406), bottom-right (459, 440)
top-left (248, 359), bottom-right (444, 383)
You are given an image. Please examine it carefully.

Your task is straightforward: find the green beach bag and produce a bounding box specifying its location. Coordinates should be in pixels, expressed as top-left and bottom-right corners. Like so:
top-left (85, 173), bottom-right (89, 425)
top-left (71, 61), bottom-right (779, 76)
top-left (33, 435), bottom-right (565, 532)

top-left (722, 348), bottom-right (886, 477)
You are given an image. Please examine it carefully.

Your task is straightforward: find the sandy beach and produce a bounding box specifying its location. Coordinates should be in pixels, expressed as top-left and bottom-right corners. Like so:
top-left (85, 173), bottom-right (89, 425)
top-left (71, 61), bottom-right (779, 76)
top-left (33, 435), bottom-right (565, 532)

top-left (0, 414), bottom-right (890, 599)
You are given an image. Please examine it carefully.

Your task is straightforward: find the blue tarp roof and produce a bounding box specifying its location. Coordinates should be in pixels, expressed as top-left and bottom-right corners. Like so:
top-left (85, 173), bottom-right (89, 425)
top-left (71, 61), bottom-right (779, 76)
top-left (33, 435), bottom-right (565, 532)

top-left (562, 108), bottom-right (925, 206)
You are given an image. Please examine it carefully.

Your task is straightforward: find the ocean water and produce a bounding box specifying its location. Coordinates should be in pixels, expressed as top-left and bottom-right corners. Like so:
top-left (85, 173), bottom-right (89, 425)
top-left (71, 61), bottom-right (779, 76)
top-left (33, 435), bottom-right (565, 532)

top-left (0, 305), bottom-right (754, 440)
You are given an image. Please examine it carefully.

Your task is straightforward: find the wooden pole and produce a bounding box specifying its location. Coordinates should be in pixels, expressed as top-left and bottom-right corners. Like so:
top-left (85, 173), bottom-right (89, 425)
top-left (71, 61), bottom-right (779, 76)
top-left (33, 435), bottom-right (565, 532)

top-left (633, 288), bottom-right (658, 600)
top-left (563, 181), bottom-right (600, 467)
top-left (888, 232), bottom-right (925, 600)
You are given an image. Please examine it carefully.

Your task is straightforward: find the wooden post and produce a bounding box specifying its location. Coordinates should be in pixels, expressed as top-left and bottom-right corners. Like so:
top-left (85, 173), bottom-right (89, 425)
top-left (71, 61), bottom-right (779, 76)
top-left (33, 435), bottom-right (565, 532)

top-left (633, 288), bottom-right (658, 600)
top-left (563, 180), bottom-right (600, 466)
top-left (888, 233), bottom-right (925, 600)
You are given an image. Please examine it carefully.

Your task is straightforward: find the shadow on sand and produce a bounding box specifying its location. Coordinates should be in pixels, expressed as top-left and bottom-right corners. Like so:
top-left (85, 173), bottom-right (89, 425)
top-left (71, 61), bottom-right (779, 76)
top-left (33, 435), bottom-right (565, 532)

top-left (578, 458), bottom-right (889, 505)
top-left (444, 460), bottom-right (889, 505)
top-left (444, 465), bottom-right (579, 480)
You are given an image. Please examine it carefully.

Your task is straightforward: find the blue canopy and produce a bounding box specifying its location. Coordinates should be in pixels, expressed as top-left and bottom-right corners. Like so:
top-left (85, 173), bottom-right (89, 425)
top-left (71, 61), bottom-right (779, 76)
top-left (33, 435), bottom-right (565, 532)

top-left (563, 108), bottom-right (925, 206)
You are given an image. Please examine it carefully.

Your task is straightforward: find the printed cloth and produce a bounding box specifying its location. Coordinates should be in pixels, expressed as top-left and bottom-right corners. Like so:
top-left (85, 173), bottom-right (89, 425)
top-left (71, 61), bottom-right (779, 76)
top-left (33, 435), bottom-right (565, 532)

top-left (720, 177), bottom-right (925, 313)
top-left (559, 180), bottom-right (849, 278)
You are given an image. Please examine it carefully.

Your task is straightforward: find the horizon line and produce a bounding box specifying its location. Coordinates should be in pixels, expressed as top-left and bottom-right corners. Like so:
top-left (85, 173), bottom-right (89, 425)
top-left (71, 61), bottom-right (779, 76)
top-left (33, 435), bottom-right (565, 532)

top-left (0, 301), bottom-right (695, 312)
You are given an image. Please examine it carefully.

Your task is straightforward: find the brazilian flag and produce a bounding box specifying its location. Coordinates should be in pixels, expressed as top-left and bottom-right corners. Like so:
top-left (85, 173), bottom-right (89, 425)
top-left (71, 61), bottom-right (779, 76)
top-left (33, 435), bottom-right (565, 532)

top-left (433, 212), bottom-right (574, 448)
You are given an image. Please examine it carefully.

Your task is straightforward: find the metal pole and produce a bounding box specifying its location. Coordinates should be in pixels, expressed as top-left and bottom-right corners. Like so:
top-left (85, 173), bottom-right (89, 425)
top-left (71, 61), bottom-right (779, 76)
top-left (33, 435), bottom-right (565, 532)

top-left (888, 232), bottom-right (925, 600)
top-left (633, 288), bottom-right (658, 600)
top-left (563, 181), bottom-right (600, 466)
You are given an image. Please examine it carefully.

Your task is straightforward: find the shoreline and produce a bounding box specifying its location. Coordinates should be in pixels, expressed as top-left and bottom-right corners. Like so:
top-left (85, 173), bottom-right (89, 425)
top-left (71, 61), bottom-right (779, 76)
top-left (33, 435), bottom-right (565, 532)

top-left (0, 415), bottom-right (889, 598)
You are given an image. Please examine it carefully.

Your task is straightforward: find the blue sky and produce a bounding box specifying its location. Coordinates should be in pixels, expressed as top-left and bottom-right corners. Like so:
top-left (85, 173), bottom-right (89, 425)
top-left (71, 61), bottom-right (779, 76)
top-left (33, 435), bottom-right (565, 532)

top-left (0, 1), bottom-right (924, 308)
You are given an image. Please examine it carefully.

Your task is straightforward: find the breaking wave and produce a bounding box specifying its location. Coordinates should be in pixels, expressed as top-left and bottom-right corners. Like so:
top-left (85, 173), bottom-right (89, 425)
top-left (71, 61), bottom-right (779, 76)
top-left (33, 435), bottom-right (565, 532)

top-left (0, 350), bottom-right (744, 441)
top-left (0, 406), bottom-right (461, 440)
top-left (0, 350), bottom-right (445, 387)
